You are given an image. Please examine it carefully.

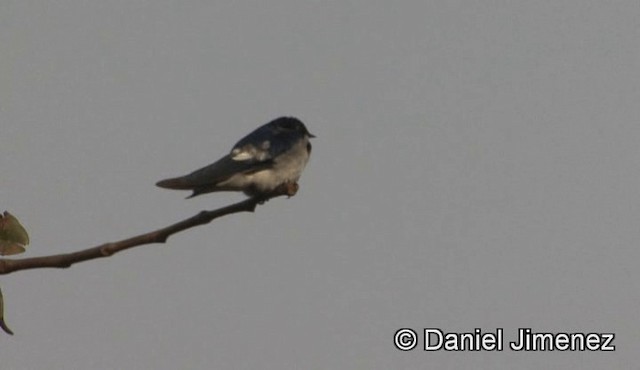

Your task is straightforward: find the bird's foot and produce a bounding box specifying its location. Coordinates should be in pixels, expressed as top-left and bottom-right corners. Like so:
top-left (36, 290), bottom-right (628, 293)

top-left (283, 182), bottom-right (299, 197)
top-left (253, 182), bottom-right (299, 204)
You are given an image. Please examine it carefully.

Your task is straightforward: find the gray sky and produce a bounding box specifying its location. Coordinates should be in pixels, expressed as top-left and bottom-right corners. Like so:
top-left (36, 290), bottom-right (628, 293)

top-left (2, 1), bottom-right (639, 369)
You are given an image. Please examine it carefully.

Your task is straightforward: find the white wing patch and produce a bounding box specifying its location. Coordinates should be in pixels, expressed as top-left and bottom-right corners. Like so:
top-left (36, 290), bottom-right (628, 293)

top-left (231, 148), bottom-right (254, 161)
top-left (231, 145), bottom-right (271, 162)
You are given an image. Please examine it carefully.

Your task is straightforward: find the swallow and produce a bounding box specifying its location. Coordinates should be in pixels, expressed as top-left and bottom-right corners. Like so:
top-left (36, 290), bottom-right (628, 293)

top-left (156, 116), bottom-right (314, 198)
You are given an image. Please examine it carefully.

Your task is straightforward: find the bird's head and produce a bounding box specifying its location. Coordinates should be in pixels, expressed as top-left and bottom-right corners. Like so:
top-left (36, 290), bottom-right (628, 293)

top-left (270, 117), bottom-right (315, 138)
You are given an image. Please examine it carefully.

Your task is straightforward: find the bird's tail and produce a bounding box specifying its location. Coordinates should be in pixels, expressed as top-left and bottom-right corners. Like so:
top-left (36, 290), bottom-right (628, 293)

top-left (156, 176), bottom-right (193, 190)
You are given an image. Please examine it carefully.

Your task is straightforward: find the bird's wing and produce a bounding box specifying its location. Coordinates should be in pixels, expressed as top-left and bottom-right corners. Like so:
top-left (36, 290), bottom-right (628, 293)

top-left (231, 130), bottom-right (298, 162)
top-left (180, 153), bottom-right (272, 188)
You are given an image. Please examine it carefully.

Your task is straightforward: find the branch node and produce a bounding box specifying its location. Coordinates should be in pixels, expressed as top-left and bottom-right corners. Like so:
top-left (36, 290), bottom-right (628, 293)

top-left (100, 243), bottom-right (118, 256)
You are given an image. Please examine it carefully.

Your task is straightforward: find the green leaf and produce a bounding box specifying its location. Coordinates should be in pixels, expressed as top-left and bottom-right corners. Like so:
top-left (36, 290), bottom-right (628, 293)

top-left (0, 211), bottom-right (29, 256)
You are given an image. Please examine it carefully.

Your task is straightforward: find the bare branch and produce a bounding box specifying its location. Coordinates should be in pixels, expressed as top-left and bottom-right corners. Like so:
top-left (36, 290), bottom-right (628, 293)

top-left (0, 286), bottom-right (13, 335)
top-left (0, 183), bottom-right (297, 275)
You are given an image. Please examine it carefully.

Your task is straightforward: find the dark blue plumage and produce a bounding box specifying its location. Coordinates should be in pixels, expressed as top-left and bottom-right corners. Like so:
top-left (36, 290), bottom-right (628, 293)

top-left (156, 117), bottom-right (314, 198)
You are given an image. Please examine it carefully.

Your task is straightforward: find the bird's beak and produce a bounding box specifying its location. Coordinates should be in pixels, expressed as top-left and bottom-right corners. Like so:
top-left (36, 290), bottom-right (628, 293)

top-left (308, 132), bottom-right (316, 138)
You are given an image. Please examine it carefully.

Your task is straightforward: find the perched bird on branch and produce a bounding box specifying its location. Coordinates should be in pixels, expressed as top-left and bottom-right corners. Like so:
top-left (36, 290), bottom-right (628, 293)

top-left (156, 117), bottom-right (314, 198)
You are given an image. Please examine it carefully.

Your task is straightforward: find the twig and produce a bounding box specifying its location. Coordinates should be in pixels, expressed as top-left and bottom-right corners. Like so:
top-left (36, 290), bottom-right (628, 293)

top-left (0, 286), bottom-right (13, 335)
top-left (0, 184), bottom-right (296, 275)
top-left (0, 182), bottom-right (299, 334)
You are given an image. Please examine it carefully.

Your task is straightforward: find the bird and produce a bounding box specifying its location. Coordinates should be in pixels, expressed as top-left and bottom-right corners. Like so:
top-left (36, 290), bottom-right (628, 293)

top-left (156, 116), bottom-right (314, 199)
